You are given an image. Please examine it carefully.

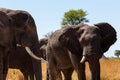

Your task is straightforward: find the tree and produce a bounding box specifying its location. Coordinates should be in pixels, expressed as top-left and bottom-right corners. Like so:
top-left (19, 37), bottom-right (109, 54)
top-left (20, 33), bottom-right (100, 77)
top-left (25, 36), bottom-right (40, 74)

top-left (61, 9), bottom-right (89, 26)
top-left (114, 50), bottom-right (120, 58)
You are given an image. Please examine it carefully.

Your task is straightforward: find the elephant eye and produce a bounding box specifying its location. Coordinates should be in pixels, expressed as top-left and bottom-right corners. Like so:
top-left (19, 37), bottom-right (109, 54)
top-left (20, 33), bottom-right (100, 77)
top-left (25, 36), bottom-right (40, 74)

top-left (84, 35), bottom-right (98, 44)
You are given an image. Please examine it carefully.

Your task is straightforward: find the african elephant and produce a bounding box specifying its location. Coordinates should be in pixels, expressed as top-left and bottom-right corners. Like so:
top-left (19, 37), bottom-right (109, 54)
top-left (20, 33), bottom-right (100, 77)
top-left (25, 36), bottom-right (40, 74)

top-left (39, 38), bottom-right (48, 60)
top-left (0, 8), bottom-right (42, 80)
top-left (46, 23), bottom-right (117, 80)
top-left (9, 38), bottom-right (48, 80)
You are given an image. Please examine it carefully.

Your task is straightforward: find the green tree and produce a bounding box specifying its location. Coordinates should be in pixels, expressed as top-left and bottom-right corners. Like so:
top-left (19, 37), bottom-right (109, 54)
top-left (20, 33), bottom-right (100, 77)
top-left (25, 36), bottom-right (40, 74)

top-left (61, 9), bottom-right (89, 26)
top-left (115, 50), bottom-right (120, 58)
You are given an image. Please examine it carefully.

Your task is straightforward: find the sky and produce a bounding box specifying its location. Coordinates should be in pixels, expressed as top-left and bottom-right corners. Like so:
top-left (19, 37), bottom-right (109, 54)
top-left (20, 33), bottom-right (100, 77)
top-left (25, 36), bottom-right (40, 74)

top-left (0, 0), bottom-right (120, 57)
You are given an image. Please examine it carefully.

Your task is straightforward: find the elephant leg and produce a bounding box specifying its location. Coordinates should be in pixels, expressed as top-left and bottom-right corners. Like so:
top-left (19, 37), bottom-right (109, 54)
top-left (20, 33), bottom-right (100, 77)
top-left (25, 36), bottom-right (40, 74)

top-left (47, 57), bottom-right (62, 80)
top-left (24, 74), bottom-right (29, 80)
top-left (25, 68), bottom-right (34, 80)
top-left (48, 63), bottom-right (62, 80)
top-left (29, 73), bottom-right (34, 80)
top-left (32, 59), bottom-right (42, 80)
top-left (88, 56), bottom-right (100, 80)
top-left (21, 69), bottom-right (28, 80)
top-left (74, 63), bottom-right (86, 80)
top-left (3, 56), bottom-right (9, 80)
top-left (0, 51), bottom-right (3, 80)
top-left (46, 69), bottom-right (49, 80)
top-left (62, 67), bottom-right (74, 80)
top-left (29, 67), bottom-right (34, 80)
top-left (3, 62), bottom-right (8, 80)
top-left (47, 47), bottom-right (62, 80)
top-left (21, 68), bottom-right (35, 80)
top-left (24, 74), bottom-right (28, 80)
top-left (69, 54), bottom-right (86, 80)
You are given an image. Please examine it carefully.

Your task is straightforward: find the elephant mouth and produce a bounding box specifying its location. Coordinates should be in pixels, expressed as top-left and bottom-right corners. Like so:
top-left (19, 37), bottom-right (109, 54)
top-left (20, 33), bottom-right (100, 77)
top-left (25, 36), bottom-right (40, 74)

top-left (16, 44), bottom-right (42, 61)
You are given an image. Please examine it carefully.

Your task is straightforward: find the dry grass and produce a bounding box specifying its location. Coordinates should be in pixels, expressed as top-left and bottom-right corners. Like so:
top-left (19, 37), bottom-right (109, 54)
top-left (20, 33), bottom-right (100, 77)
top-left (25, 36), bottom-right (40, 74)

top-left (6, 69), bottom-right (24, 80)
top-left (100, 59), bottom-right (120, 80)
top-left (7, 59), bottom-right (120, 80)
top-left (85, 59), bottom-right (120, 80)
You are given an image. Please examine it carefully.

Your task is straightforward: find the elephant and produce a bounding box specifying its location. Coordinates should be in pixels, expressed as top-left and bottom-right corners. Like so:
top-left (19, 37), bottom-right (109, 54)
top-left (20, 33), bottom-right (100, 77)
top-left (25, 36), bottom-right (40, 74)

top-left (39, 38), bottom-right (48, 60)
top-left (0, 8), bottom-right (42, 80)
top-left (9, 38), bottom-right (48, 80)
top-left (46, 23), bottom-right (117, 80)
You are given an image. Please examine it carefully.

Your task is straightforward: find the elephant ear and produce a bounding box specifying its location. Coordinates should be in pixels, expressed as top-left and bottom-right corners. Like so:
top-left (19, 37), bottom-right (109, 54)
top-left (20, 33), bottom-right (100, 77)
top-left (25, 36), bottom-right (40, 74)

top-left (0, 11), bottom-right (11, 27)
top-left (8, 11), bottom-right (29, 27)
top-left (94, 22), bottom-right (117, 52)
top-left (59, 27), bottom-right (82, 55)
top-left (39, 38), bottom-right (48, 47)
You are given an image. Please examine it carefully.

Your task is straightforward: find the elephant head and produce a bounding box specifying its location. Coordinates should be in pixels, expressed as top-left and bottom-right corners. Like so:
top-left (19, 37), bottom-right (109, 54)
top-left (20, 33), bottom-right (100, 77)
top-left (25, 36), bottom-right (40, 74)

top-left (0, 8), bottom-right (42, 60)
top-left (59, 23), bottom-right (117, 80)
top-left (39, 38), bottom-right (48, 60)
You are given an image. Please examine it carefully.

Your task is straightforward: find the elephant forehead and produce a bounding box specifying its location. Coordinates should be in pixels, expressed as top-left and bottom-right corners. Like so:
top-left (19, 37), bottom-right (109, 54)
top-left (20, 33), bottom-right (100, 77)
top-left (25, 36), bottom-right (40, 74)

top-left (82, 32), bottom-right (100, 41)
top-left (80, 28), bottom-right (101, 45)
top-left (84, 26), bottom-right (99, 33)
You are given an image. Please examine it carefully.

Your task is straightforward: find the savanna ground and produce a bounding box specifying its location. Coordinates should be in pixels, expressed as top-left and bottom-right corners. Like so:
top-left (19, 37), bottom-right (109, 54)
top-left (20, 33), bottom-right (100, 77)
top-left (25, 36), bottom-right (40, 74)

top-left (6, 59), bottom-right (120, 80)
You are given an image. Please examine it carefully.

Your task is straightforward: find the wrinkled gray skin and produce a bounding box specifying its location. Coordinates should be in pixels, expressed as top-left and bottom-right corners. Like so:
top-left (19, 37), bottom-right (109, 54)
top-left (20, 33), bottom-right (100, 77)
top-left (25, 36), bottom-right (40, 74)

top-left (0, 8), bottom-right (42, 80)
top-left (9, 38), bottom-right (48, 80)
top-left (46, 23), bottom-right (117, 80)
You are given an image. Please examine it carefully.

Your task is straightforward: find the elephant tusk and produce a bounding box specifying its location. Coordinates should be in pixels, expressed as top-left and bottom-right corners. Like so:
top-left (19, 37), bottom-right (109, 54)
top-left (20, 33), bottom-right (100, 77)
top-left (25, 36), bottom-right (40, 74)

top-left (25, 46), bottom-right (42, 61)
top-left (80, 56), bottom-right (86, 63)
top-left (16, 44), bottom-right (22, 47)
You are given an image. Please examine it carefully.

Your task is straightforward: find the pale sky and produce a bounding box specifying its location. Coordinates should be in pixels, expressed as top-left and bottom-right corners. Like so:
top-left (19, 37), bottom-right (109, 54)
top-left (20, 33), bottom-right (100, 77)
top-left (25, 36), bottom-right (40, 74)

top-left (0, 0), bottom-right (120, 57)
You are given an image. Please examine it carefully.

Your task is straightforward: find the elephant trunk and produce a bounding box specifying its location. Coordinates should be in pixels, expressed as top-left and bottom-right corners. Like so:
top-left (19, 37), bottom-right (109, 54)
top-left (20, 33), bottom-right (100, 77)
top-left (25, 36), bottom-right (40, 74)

top-left (87, 55), bottom-right (100, 80)
top-left (80, 53), bottom-right (100, 80)
top-left (80, 47), bottom-right (101, 80)
top-left (80, 46), bottom-right (103, 63)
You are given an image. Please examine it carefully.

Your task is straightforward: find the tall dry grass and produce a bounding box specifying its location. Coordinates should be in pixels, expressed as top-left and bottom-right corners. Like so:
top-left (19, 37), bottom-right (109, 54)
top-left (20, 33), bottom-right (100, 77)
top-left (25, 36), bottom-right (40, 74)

top-left (7, 59), bottom-right (120, 80)
top-left (100, 59), bottom-right (120, 80)
top-left (6, 69), bottom-right (24, 80)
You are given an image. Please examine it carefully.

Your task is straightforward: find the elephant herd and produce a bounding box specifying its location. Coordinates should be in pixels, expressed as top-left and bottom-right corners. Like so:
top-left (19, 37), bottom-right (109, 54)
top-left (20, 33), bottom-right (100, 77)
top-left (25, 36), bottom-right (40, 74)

top-left (0, 8), bottom-right (117, 80)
